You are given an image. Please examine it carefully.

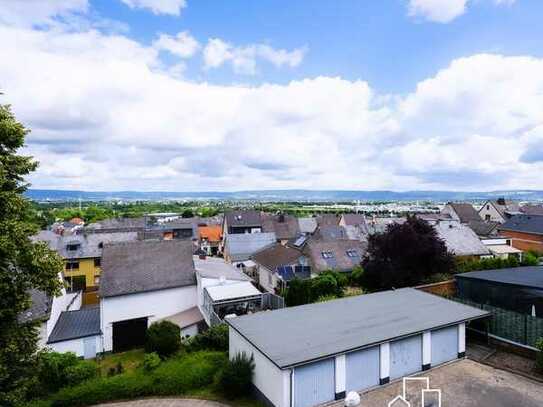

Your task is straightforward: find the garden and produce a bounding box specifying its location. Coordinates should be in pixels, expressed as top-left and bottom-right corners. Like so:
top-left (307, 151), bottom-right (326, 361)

top-left (26, 323), bottom-right (261, 407)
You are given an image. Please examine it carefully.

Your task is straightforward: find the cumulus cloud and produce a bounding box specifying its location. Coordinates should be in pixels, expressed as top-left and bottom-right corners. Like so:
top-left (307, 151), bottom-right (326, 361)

top-left (153, 31), bottom-right (200, 58)
top-left (119, 0), bottom-right (186, 15)
top-left (408, 0), bottom-right (516, 23)
top-left (203, 38), bottom-right (306, 75)
top-left (1, 19), bottom-right (542, 191)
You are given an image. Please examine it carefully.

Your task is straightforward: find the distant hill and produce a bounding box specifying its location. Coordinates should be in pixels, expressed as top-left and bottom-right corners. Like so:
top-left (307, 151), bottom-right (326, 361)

top-left (25, 189), bottom-right (543, 203)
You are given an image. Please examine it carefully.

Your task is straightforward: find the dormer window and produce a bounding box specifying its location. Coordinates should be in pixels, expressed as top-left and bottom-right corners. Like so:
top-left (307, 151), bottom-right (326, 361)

top-left (346, 249), bottom-right (358, 258)
top-left (321, 251), bottom-right (334, 259)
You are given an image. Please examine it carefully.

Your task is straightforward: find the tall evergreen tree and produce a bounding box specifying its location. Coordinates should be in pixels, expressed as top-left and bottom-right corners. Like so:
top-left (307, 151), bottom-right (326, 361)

top-left (362, 216), bottom-right (455, 291)
top-left (0, 102), bottom-right (63, 406)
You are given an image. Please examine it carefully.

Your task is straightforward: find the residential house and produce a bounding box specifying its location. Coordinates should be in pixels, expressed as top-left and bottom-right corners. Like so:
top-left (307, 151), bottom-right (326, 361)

top-left (223, 210), bottom-right (263, 235)
top-left (498, 214), bottom-right (543, 252)
top-left (304, 239), bottom-right (367, 274)
top-left (223, 232), bottom-right (276, 263)
top-left (99, 240), bottom-right (197, 352)
top-left (262, 213), bottom-right (300, 244)
top-left (227, 288), bottom-right (488, 407)
top-left (478, 198), bottom-right (521, 223)
top-left (198, 225), bottom-right (223, 255)
top-left (441, 203), bottom-right (481, 224)
top-left (252, 244), bottom-right (309, 293)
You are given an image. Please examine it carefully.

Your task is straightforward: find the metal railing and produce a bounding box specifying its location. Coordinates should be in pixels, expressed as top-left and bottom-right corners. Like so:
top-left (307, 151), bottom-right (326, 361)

top-left (452, 297), bottom-right (543, 348)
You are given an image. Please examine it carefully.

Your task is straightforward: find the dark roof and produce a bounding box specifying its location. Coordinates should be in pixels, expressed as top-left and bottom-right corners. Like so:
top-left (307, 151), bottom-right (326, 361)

top-left (467, 220), bottom-right (499, 237)
top-left (304, 239), bottom-right (367, 273)
top-left (448, 203), bottom-right (481, 223)
top-left (227, 287), bottom-right (489, 368)
top-left (262, 214), bottom-right (300, 240)
top-left (521, 204), bottom-right (543, 216)
top-left (19, 289), bottom-right (52, 324)
top-left (252, 244), bottom-right (304, 271)
top-left (499, 214), bottom-right (543, 236)
top-left (456, 266), bottom-right (543, 290)
top-left (99, 240), bottom-right (196, 298)
top-left (225, 210), bottom-right (262, 228)
top-left (48, 307), bottom-right (101, 343)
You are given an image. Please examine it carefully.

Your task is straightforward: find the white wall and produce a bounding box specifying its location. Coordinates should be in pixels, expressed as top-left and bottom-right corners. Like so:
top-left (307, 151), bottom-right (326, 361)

top-left (48, 335), bottom-right (101, 359)
top-left (101, 285), bottom-right (197, 352)
top-left (229, 327), bottom-right (290, 407)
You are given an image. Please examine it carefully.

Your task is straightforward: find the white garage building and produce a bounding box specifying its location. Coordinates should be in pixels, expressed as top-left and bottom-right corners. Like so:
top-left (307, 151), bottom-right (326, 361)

top-left (227, 288), bottom-right (489, 407)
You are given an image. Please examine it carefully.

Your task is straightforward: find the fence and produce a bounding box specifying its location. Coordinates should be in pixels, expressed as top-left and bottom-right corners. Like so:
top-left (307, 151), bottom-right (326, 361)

top-left (452, 297), bottom-right (543, 348)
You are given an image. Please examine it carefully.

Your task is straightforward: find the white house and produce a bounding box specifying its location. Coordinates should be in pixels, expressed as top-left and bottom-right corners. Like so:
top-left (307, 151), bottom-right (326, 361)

top-left (99, 240), bottom-right (197, 353)
top-left (227, 288), bottom-right (489, 407)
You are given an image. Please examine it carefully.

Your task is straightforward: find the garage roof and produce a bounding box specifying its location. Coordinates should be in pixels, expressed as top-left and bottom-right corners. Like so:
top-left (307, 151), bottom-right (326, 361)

top-left (227, 288), bottom-right (489, 368)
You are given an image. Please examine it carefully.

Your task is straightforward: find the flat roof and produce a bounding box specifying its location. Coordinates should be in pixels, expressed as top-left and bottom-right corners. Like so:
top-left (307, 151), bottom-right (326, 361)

top-left (227, 288), bottom-right (489, 369)
top-left (206, 281), bottom-right (261, 302)
top-left (456, 266), bottom-right (543, 290)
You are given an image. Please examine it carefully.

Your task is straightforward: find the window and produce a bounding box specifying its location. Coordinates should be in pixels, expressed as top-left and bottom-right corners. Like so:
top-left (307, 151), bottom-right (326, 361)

top-left (94, 258), bottom-right (101, 267)
top-left (65, 261), bottom-right (79, 271)
top-left (321, 251), bottom-right (334, 259)
top-left (346, 249), bottom-right (359, 258)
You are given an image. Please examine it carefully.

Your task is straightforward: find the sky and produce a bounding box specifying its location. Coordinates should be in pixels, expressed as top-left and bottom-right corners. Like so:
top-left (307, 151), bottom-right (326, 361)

top-left (1, 0), bottom-right (543, 192)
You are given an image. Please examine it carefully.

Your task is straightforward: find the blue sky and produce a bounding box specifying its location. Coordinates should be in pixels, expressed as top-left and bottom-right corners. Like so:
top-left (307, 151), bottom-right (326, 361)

top-left (1, 0), bottom-right (543, 191)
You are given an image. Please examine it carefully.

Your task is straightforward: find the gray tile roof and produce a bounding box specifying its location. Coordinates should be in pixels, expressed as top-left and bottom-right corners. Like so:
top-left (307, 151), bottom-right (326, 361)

top-left (225, 210), bottom-right (262, 228)
top-left (224, 232), bottom-right (277, 262)
top-left (456, 266), bottom-right (543, 290)
top-left (47, 307), bottom-right (101, 343)
top-left (19, 289), bottom-right (52, 324)
top-left (99, 240), bottom-right (196, 298)
top-left (304, 239), bottom-right (367, 273)
top-left (499, 214), bottom-right (543, 236)
top-left (227, 287), bottom-right (489, 368)
top-left (434, 221), bottom-right (490, 256)
top-left (448, 203), bottom-right (481, 223)
top-left (252, 244), bottom-right (304, 271)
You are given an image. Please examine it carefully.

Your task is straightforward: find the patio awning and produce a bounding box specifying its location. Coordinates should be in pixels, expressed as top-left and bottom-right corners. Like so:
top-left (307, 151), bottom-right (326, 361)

top-left (205, 282), bottom-right (262, 302)
top-left (488, 245), bottom-right (523, 255)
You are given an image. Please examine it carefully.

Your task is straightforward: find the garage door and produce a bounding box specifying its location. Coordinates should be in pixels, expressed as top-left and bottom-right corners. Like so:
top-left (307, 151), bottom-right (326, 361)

top-left (112, 317), bottom-right (148, 353)
top-left (294, 358), bottom-right (335, 407)
top-left (390, 335), bottom-right (422, 379)
top-left (346, 346), bottom-right (380, 392)
top-left (431, 325), bottom-right (458, 366)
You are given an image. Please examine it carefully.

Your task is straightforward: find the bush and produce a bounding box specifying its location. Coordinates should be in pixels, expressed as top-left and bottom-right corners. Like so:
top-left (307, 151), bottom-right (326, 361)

top-left (142, 353), bottom-right (161, 372)
top-left (145, 321), bottom-right (181, 359)
top-left (536, 338), bottom-right (543, 372)
top-left (219, 352), bottom-right (255, 399)
top-left (185, 324), bottom-right (229, 352)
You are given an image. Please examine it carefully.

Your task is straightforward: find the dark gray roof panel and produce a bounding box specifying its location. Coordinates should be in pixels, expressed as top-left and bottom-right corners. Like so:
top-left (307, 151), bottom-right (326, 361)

top-left (456, 266), bottom-right (543, 290)
top-left (99, 240), bottom-right (196, 297)
top-left (228, 287), bottom-right (489, 368)
top-left (48, 307), bottom-right (101, 343)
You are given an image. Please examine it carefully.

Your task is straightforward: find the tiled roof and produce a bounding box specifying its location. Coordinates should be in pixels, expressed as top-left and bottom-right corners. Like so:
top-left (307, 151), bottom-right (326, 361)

top-left (48, 307), bottom-right (100, 343)
top-left (252, 244), bottom-right (304, 271)
top-left (499, 214), bottom-right (543, 236)
top-left (99, 240), bottom-right (196, 298)
top-left (304, 239), bottom-right (367, 273)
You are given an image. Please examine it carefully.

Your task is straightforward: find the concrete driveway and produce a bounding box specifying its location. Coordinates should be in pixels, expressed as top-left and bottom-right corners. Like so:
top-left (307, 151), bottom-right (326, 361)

top-left (327, 359), bottom-right (543, 407)
top-left (94, 399), bottom-right (231, 407)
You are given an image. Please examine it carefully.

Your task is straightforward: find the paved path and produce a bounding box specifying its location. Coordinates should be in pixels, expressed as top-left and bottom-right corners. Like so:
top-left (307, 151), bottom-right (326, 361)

top-left (94, 399), bottom-right (231, 407)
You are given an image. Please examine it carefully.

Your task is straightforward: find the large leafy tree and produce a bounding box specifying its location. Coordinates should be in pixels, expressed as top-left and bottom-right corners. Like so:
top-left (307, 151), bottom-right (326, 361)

top-left (0, 102), bottom-right (63, 405)
top-left (362, 216), bottom-right (455, 291)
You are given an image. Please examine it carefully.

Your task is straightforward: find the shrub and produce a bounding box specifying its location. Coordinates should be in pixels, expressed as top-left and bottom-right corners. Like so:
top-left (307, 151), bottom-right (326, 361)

top-left (186, 324), bottom-right (229, 352)
top-left (142, 353), bottom-right (161, 372)
top-left (145, 321), bottom-right (181, 359)
top-left (536, 338), bottom-right (543, 372)
top-left (219, 352), bottom-right (255, 399)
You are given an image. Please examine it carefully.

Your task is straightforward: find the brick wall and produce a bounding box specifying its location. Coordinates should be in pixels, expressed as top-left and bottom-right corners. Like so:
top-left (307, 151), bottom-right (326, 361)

top-left (500, 230), bottom-right (543, 253)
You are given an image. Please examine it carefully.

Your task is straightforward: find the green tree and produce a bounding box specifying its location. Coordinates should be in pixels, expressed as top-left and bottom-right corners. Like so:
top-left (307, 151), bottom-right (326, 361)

top-left (0, 103), bottom-right (64, 406)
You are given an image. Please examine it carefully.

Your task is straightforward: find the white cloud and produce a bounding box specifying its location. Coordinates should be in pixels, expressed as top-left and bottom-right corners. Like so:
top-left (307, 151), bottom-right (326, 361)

top-left (1, 21), bottom-right (543, 191)
top-left (153, 31), bottom-right (200, 58)
top-left (203, 38), bottom-right (307, 75)
top-left (119, 0), bottom-right (186, 16)
top-left (408, 0), bottom-right (516, 23)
